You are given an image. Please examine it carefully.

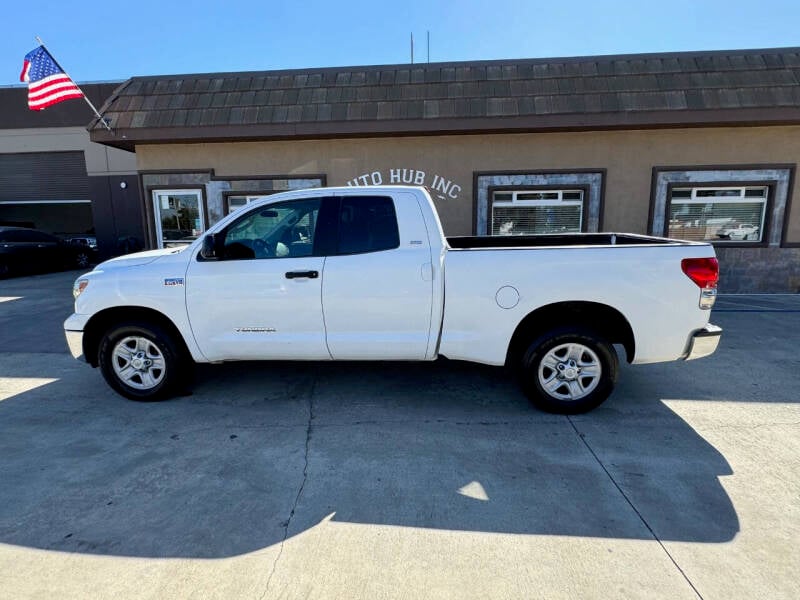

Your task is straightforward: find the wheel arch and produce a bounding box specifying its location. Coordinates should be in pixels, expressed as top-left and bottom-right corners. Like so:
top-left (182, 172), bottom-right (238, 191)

top-left (506, 301), bottom-right (635, 367)
top-left (82, 306), bottom-right (192, 367)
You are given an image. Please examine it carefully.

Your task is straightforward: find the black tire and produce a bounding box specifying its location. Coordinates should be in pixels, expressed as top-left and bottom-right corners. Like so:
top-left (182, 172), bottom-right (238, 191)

top-left (518, 326), bottom-right (618, 414)
top-left (0, 260), bottom-right (9, 279)
top-left (98, 320), bottom-right (189, 401)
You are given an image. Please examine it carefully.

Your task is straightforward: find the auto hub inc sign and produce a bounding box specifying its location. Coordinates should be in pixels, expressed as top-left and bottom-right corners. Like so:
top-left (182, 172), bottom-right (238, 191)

top-left (345, 168), bottom-right (462, 200)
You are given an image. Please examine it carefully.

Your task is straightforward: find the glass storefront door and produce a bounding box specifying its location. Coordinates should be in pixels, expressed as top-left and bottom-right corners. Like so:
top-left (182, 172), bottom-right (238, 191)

top-left (152, 189), bottom-right (205, 248)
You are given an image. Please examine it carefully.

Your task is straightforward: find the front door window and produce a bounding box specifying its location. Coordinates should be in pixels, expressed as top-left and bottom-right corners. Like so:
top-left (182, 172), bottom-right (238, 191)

top-left (152, 190), bottom-right (205, 248)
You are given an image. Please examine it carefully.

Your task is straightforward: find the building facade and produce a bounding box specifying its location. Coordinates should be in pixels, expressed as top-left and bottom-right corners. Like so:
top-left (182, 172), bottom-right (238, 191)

top-left (0, 83), bottom-right (142, 258)
top-left (89, 48), bottom-right (800, 292)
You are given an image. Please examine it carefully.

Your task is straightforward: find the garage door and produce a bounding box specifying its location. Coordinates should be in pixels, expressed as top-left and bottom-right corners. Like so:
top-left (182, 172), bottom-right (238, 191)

top-left (0, 151), bottom-right (93, 235)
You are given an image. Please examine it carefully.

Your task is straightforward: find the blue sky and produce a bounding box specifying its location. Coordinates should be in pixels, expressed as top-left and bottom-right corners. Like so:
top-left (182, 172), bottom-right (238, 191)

top-left (3, 0), bottom-right (799, 85)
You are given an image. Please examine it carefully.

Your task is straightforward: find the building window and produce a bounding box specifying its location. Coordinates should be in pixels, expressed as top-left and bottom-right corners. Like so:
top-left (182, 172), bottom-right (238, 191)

top-left (650, 166), bottom-right (794, 247)
top-left (491, 190), bottom-right (584, 235)
top-left (668, 186), bottom-right (768, 243)
top-left (475, 171), bottom-right (604, 236)
top-left (227, 195), bottom-right (264, 213)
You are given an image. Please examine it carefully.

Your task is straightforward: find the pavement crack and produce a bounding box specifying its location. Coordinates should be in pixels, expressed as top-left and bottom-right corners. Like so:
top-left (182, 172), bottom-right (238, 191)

top-left (261, 375), bottom-right (317, 598)
top-left (566, 416), bottom-right (704, 600)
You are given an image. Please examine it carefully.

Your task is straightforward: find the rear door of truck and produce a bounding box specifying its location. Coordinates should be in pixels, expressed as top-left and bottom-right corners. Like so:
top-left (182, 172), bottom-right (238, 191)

top-left (321, 191), bottom-right (434, 360)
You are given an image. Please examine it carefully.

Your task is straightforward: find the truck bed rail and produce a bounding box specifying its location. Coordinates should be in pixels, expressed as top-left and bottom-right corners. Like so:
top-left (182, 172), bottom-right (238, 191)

top-left (446, 233), bottom-right (680, 249)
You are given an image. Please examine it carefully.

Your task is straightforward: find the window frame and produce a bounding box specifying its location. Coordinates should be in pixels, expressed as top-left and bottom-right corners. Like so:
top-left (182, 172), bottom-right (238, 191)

top-left (474, 170), bottom-right (605, 236)
top-left (648, 165), bottom-right (795, 248)
top-left (150, 187), bottom-right (207, 249)
top-left (487, 184), bottom-right (591, 236)
top-left (664, 180), bottom-right (775, 248)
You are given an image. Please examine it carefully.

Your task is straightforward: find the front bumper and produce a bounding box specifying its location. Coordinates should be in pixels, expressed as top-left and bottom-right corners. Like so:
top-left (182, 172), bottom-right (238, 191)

top-left (685, 324), bottom-right (722, 361)
top-left (65, 330), bottom-right (84, 361)
top-left (64, 314), bottom-right (89, 362)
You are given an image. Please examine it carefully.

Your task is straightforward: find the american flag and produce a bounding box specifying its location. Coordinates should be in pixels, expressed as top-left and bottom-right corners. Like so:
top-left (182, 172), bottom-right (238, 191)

top-left (19, 46), bottom-right (83, 110)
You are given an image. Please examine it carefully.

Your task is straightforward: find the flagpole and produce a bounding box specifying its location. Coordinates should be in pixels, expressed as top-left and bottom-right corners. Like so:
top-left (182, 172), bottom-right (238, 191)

top-left (35, 36), bottom-right (112, 132)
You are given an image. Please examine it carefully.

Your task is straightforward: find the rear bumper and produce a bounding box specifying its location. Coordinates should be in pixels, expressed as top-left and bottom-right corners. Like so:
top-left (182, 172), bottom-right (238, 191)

top-left (685, 324), bottom-right (722, 361)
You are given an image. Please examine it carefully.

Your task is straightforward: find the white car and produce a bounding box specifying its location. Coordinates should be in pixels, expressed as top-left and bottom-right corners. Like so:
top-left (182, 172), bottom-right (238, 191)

top-left (717, 223), bottom-right (759, 241)
top-left (65, 186), bottom-right (721, 414)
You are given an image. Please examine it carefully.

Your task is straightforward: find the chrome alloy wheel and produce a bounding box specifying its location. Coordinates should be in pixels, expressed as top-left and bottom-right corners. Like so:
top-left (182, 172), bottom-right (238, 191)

top-left (111, 336), bottom-right (167, 390)
top-left (537, 342), bottom-right (602, 401)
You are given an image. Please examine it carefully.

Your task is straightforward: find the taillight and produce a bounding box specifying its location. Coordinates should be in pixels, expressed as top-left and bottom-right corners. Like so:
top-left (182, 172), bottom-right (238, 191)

top-left (682, 257), bottom-right (719, 309)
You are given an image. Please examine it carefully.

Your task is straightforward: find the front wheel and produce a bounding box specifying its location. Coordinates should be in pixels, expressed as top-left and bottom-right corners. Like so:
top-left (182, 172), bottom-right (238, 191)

top-left (98, 321), bottom-right (188, 401)
top-left (518, 327), bottom-right (618, 414)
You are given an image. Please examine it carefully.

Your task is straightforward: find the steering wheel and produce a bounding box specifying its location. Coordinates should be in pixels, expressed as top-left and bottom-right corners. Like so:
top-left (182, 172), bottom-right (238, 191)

top-left (251, 238), bottom-right (272, 258)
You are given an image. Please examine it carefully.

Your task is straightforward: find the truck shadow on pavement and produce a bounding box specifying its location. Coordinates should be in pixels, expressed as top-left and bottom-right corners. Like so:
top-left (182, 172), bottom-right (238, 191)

top-left (0, 342), bottom-right (755, 558)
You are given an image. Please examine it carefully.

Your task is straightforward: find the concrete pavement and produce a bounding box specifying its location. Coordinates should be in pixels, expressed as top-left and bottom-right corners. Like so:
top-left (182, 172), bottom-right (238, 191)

top-left (0, 271), bottom-right (797, 599)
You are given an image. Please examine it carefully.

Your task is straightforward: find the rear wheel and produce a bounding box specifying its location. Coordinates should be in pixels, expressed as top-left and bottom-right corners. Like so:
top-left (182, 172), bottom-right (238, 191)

top-left (518, 326), bottom-right (618, 414)
top-left (98, 321), bottom-right (188, 401)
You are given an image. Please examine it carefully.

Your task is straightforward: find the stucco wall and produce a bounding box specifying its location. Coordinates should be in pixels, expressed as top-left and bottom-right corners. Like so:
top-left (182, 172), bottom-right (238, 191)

top-left (136, 125), bottom-right (800, 244)
top-left (0, 126), bottom-right (136, 176)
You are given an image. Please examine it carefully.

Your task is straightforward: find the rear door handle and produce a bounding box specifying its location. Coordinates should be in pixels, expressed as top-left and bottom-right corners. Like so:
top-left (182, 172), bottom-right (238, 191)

top-left (285, 270), bottom-right (319, 279)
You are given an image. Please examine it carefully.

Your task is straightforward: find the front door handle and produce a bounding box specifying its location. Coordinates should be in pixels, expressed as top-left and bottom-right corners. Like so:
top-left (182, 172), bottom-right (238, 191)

top-left (285, 270), bottom-right (319, 279)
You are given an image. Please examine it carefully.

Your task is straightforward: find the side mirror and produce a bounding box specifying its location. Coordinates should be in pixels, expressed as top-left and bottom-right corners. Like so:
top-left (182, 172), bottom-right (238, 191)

top-left (200, 234), bottom-right (220, 260)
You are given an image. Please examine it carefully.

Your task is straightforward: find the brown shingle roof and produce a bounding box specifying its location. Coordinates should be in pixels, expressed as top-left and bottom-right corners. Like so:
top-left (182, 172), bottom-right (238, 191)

top-left (90, 47), bottom-right (800, 150)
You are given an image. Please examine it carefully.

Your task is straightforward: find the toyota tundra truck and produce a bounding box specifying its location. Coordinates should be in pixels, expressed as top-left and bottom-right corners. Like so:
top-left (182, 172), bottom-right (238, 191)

top-left (64, 186), bottom-right (721, 413)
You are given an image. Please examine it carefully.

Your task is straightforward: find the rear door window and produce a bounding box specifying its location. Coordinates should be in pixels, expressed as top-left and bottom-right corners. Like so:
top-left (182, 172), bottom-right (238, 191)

top-left (1, 230), bottom-right (36, 243)
top-left (337, 196), bottom-right (400, 255)
top-left (27, 231), bottom-right (59, 243)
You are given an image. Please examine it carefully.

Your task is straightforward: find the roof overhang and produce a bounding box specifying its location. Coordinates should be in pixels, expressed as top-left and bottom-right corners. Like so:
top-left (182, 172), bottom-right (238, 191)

top-left (90, 106), bottom-right (800, 152)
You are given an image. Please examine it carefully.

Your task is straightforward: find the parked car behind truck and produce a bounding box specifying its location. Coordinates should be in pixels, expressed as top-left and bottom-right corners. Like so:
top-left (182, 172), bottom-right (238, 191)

top-left (65, 186), bottom-right (721, 413)
top-left (0, 226), bottom-right (93, 278)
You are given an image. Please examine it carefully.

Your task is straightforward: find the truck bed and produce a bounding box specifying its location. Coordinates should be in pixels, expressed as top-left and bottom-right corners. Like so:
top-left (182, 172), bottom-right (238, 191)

top-left (446, 233), bottom-right (680, 249)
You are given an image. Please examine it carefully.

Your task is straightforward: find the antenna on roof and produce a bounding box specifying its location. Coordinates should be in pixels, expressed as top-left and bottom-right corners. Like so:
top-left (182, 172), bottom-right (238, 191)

top-left (410, 32), bottom-right (414, 64)
top-left (427, 30), bottom-right (430, 63)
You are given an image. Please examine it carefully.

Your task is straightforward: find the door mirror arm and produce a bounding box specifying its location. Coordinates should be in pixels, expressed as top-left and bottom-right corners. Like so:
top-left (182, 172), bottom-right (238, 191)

top-left (200, 233), bottom-right (223, 260)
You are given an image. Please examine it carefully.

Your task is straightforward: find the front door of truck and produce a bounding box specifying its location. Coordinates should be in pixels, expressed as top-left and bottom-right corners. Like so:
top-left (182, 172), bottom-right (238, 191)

top-left (321, 193), bottom-right (434, 360)
top-left (185, 197), bottom-right (333, 361)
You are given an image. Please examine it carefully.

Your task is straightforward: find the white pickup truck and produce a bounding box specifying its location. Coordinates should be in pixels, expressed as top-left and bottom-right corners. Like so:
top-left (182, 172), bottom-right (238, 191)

top-left (65, 186), bottom-right (721, 413)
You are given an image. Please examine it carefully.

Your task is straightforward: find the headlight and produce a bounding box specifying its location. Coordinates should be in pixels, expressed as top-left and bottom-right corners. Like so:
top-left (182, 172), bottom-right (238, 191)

top-left (73, 278), bottom-right (89, 299)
